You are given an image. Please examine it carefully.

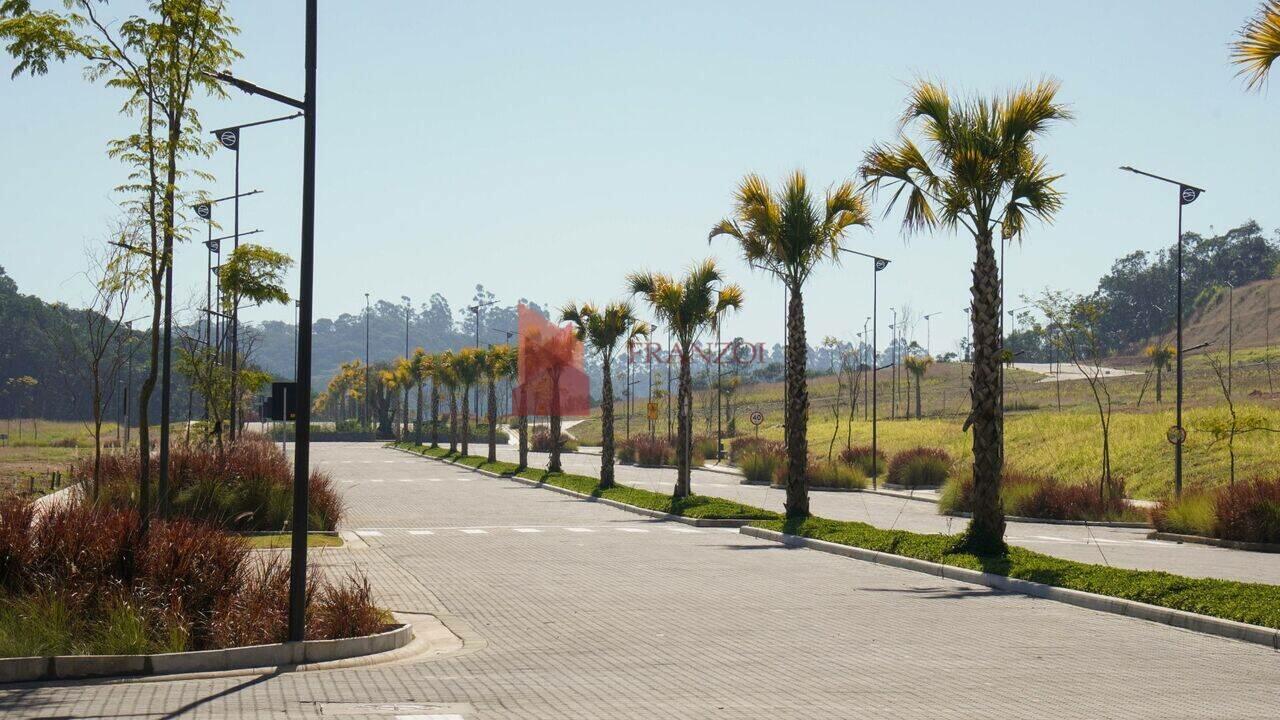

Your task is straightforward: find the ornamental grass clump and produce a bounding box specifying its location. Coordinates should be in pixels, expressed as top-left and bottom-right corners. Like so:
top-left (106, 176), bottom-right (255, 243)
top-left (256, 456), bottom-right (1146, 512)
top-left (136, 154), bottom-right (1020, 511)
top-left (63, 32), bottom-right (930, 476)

top-left (886, 447), bottom-right (952, 488)
top-left (1153, 479), bottom-right (1280, 543)
top-left (838, 445), bottom-right (886, 477)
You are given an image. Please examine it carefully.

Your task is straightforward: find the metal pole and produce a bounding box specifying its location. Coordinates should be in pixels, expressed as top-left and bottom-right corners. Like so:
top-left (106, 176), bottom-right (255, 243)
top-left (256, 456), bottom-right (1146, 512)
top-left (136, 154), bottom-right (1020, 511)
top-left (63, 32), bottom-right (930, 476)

top-left (158, 240), bottom-right (174, 518)
top-left (365, 293), bottom-right (371, 435)
top-left (289, 0), bottom-right (317, 643)
top-left (405, 299), bottom-right (410, 439)
top-left (1174, 195), bottom-right (1184, 498)
top-left (230, 142), bottom-right (240, 442)
top-left (715, 322), bottom-right (721, 459)
top-left (871, 264), bottom-right (878, 489)
top-left (1228, 283), bottom-right (1234, 398)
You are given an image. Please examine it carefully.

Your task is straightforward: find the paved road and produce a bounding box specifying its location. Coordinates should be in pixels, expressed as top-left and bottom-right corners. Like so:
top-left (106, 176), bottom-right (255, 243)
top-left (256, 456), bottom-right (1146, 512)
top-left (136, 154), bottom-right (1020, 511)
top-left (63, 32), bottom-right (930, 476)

top-left (3, 442), bottom-right (1276, 719)
top-left (490, 445), bottom-right (1280, 585)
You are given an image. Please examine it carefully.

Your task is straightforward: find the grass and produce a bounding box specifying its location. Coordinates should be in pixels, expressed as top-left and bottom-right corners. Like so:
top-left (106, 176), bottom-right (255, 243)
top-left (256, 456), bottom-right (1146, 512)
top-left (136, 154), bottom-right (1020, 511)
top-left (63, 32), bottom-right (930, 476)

top-left (753, 516), bottom-right (1280, 631)
top-left (390, 442), bottom-right (777, 521)
top-left (242, 533), bottom-right (343, 549)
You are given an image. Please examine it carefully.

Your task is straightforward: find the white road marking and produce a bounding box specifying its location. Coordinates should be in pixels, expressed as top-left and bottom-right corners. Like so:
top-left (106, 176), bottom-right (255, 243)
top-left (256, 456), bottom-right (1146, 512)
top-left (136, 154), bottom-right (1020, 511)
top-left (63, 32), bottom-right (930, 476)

top-left (355, 530), bottom-right (383, 537)
top-left (666, 527), bottom-right (701, 533)
top-left (395, 714), bottom-right (466, 720)
top-left (616, 528), bottom-right (648, 533)
top-left (457, 478), bottom-right (473, 482)
top-left (408, 530), bottom-right (434, 536)
top-left (564, 528), bottom-right (593, 533)
top-left (513, 528), bottom-right (541, 533)
top-left (397, 479), bottom-right (414, 483)
top-left (370, 479), bottom-right (385, 483)
top-left (428, 478), bottom-right (443, 482)
top-left (459, 528), bottom-right (488, 535)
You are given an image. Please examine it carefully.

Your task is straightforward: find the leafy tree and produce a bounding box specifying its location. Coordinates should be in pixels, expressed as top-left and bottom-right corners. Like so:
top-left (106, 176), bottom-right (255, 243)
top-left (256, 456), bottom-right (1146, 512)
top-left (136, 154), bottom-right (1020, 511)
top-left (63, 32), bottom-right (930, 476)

top-left (710, 172), bottom-right (870, 518)
top-left (561, 302), bottom-right (649, 488)
top-left (628, 261), bottom-right (743, 498)
top-left (3, 0), bottom-right (241, 526)
top-left (220, 243), bottom-right (292, 436)
top-left (861, 79), bottom-right (1070, 553)
top-left (1232, 1), bottom-right (1280, 89)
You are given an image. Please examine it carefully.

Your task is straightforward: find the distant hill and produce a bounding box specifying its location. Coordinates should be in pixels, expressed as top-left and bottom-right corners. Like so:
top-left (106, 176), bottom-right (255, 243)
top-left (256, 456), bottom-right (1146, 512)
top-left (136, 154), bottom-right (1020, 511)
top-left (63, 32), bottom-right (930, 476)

top-left (1131, 275), bottom-right (1280, 357)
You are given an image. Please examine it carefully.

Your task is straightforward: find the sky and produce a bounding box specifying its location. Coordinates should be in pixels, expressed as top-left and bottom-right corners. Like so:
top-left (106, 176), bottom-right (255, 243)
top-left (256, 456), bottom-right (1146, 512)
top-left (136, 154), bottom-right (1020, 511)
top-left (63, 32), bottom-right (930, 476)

top-left (1, 0), bottom-right (1277, 357)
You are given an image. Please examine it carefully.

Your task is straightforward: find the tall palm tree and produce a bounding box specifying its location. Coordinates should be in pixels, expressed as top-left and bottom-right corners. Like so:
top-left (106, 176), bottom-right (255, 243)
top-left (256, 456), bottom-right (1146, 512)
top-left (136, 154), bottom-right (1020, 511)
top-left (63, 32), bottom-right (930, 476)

top-left (407, 348), bottom-right (430, 446)
top-left (1233, 1), bottom-right (1280, 89)
top-left (391, 356), bottom-right (414, 440)
top-left (455, 347), bottom-right (484, 457)
top-left (438, 350), bottom-right (459, 454)
top-left (710, 171), bottom-right (871, 519)
top-left (860, 79), bottom-right (1070, 554)
top-left (1145, 343), bottom-right (1175, 404)
top-left (483, 344), bottom-right (517, 463)
top-left (562, 301), bottom-right (651, 489)
top-left (628, 260), bottom-right (743, 498)
top-left (903, 354), bottom-right (933, 420)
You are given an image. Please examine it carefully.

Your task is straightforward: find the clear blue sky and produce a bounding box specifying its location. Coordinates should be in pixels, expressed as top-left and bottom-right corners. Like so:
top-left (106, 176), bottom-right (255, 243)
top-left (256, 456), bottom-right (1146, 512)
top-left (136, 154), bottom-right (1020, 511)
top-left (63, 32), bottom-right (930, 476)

top-left (2, 0), bottom-right (1275, 355)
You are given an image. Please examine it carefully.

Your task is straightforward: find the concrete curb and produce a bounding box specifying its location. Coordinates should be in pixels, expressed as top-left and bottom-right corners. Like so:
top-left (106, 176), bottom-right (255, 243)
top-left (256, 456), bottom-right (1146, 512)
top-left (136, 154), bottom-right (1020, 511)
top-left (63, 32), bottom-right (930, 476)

top-left (740, 526), bottom-right (1280, 650)
top-left (389, 445), bottom-right (761, 528)
top-left (0, 622), bottom-right (414, 684)
top-left (943, 511), bottom-right (1150, 529)
top-left (1149, 531), bottom-right (1280, 554)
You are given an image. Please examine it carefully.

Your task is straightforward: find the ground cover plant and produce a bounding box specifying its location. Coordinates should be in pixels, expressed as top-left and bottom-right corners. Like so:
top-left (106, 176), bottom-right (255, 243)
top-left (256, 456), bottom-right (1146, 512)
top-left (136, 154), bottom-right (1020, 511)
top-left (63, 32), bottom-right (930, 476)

top-left (0, 497), bottom-right (389, 658)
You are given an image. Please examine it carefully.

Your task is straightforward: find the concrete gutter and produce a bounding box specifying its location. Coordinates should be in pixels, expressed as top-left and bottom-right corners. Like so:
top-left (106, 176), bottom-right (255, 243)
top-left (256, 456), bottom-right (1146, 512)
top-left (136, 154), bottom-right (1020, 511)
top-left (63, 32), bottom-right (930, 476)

top-left (1149, 531), bottom-right (1280, 554)
top-left (389, 445), bottom-right (762, 528)
top-left (740, 526), bottom-right (1280, 650)
top-left (0, 620), bottom-right (415, 685)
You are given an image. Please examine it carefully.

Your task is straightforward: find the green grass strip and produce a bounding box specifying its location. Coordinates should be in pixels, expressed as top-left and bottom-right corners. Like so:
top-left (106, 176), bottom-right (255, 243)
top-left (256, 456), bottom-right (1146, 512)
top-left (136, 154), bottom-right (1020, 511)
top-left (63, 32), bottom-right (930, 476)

top-left (389, 442), bottom-right (777, 520)
top-left (753, 516), bottom-right (1280, 630)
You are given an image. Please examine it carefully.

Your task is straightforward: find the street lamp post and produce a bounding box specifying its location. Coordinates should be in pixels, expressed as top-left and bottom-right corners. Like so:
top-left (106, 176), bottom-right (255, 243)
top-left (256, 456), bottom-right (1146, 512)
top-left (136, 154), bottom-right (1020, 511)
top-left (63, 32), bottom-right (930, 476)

top-left (403, 296), bottom-right (411, 439)
top-left (922, 312), bottom-right (942, 356)
top-left (364, 293), bottom-right (371, 436)
top-left (468, 300), bottom-right (497, 419)
top-left (210, 113), bottom-right (301, 442)
top-left (1120, 165), bottom-right (1204, 498)
top-left (204, 2), bottom-right (316, 641)
top-left (838, 247), bottom-right (890, 488)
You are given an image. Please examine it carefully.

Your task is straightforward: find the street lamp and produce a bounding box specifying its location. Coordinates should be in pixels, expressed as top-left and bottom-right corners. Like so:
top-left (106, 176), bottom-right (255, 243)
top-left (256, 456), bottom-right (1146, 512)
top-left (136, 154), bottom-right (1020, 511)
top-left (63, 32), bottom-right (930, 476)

top-left (210, 113), bottom-right (301, 442)
top-left (468, 300), bottom-right (497, 418)
top-left (837, 247), bottom-right (890, 489)
top-left (1120, 165), bottom-right (1205, 497)
top-left (203, 0), bottom-right (316, 642)
top-left (364, 293), bottom-right (371, 435)
top-left (403, 296), bottom-right (412, 439)
top-left (922, 312), bottom-right (942, 355)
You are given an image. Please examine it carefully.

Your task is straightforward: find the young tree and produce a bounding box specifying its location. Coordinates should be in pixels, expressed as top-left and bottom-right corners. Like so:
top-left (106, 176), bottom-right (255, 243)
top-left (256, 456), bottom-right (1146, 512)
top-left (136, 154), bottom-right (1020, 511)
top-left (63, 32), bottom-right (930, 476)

top-left (861, 79), bottom-right (1070, 553)
top-left (481, 344), bottom-right (517, 463)
top-left (454, 348), bottom-right (483, 457)
top-left (406, 348), bottom-right (430, 446)
top-left (710, 172), bottom-right (870, 518)
top-left (628, 261), bottom-right (743, 498)
top-left (438, 351), bottom-right (459, 455)
top-left (1143, 343), bottom-right (1175, 404)
top-left (1037, 291), bottom-right (1120, 502)
top-left (219, 243), bottom-right (292, 436)
top-left (4, 0), bottom-right (241, 531)
top-left (1201, 352), bottom-right (1280, 485)
top-left (1232, 1), bottom-right (1280, 89)
top-left (561, 302), bottom-right (649, 488)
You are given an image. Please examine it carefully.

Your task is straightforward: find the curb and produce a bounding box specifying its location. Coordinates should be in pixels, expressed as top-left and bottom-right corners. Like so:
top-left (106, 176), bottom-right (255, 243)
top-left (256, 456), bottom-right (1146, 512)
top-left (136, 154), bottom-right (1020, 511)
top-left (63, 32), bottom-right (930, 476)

top-left (389, 445), bottom-right (761, 528)
top-left (943, 511), bottom-right (1150, 529)
top-left (1149, 531), bottom-right (1280, 554)
top-left (740, 526), bottom-right (1280, 650)
top-left (0, 622), bottom-right (414, 684)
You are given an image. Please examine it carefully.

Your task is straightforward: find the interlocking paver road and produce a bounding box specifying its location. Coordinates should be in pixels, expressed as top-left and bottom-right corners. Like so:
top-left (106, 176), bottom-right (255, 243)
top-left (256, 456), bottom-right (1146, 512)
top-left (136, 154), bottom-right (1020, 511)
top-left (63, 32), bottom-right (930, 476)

top-left (2, 441), bottom-right (1276, 719)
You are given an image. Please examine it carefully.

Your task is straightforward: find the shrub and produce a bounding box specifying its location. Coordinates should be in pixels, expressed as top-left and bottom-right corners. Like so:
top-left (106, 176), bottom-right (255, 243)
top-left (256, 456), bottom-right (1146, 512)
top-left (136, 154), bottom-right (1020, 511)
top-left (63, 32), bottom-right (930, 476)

top-left (622, 436), bottom-right (671, 466)
top-left (940, 470), bottom-right (1140, 522)
top-left (838, 445), bottom-right (886, 477)
top-left (617, 440), bottom-right (637, 464)
top-left (692, 435), bottom-right (719, 461)
top-left (1153, 479), bottom-right (1280, 544)
top-left (887, 447), bottom-right (952, 488)
top-left (729, 437), bottom-right (778, 464)
top-left (83, 435), bottom-right (343, 531)
top-left (808, 460), bottom-right (867, 490)
top-left (308, 573), bottom-right (393, 641)
top-left (1151, 492), bottom-right (1216, 537)
top-left (740, 443), bottom-right (784, 485)
top-left (530, 428), bottom-right (578, 454)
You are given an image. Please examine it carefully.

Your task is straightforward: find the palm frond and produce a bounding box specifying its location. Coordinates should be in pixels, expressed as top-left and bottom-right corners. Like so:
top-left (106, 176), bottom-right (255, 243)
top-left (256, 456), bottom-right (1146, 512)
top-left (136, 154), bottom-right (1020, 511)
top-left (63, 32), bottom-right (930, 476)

top-left (1232, 0), bottom-right (1280, 90)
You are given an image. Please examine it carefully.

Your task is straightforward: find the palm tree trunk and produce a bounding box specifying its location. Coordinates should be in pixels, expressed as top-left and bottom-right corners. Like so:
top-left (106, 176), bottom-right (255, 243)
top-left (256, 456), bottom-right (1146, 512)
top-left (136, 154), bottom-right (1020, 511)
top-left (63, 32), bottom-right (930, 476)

top-left (600, 355), bottom-right (615, 488)
top-left (964, 229), bottom-right (1006, 553)
top-left (414, 382), bottom-right (424, 446)
top-left (1155, 367), bottom-right (1163, 403)
top-left (461, 385), bottom-right (471, 457)
top-left (915, 373), bottom-right (922, 419)
top-left (784, 283), bottom-right (810, 518)
top-left (487, 378), bottom-right (498, 463)
top-left (448, 389), bottom-right (458, 455)
top-left (675, 349), bottom-right (693, 498)
top-left (429, 382), bottom-right (440, 449)
top-left (518, 383), bottom-right (529, 471)
top-left (548, 371), bottom-right (563, 473)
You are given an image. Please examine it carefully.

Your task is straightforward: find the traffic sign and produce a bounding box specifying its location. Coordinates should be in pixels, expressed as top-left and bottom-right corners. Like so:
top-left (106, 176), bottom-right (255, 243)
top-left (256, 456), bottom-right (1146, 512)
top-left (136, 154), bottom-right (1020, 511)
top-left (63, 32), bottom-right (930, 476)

top-left (750, 410), bottom-right (764, 426)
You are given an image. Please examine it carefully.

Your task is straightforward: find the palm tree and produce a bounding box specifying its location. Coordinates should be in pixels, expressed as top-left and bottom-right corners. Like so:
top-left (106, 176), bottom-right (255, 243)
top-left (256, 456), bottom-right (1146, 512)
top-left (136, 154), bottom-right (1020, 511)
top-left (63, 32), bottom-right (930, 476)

top-left (1145, 343), bottom-right (1175, 404)
top-left (407, 348), bottom-right (430, 446)
top-left (903, 354), bottom-right (933, 420)
top-left (390, 356), bottom-right (414, 440)
top-left (710, 171), bottom-right (871, 518)
top-left (455, 347), bottom-right (484, 457)
top-left (562, 301), bottom-right (650, 489)
top-left (483, 344), bottom-right (517, 463)
top-left (860, 79), bottom-right (1070, 554)
top-left (1232, 1), bottom-right (1280, 89)
top-left (438, 351), bottom-right (459, 454)
top-left (628, 260), bottom-right (743, 498)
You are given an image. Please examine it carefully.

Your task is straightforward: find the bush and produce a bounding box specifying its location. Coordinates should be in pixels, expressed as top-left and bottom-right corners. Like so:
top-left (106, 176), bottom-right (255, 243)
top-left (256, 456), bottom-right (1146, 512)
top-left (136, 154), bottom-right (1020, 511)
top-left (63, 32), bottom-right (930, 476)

top-left (740, 444), bottom-right (784, 485)
top-left (807, 460), bottom-right (867, 490)
top-left (729, 437), bottom-right (778, 464)
top-left (620, 435), bottom-right (670, 466)
top-left (838, 445), bottom-right (886, 477)
top-left (691, 435), bottom-right (719, 461)
top-left (530, 428), bottom-right (579, 454)
top-left (0, 495), bottom-right (391, 656)
top-left (83, 435), bottom-right (343, 531)
top-left (886, 447), bottom-right (952, 488)
top-left (940, 470), bottom-right (1140, 522)
top-left (1152, 479), bottom-right (1280, 543)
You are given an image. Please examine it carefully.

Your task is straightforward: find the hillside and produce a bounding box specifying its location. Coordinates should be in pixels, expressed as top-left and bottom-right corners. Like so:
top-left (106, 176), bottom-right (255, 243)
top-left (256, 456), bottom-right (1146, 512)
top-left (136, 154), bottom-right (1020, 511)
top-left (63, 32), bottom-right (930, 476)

top-left (1130, 275), bottom-right (1280, 358)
